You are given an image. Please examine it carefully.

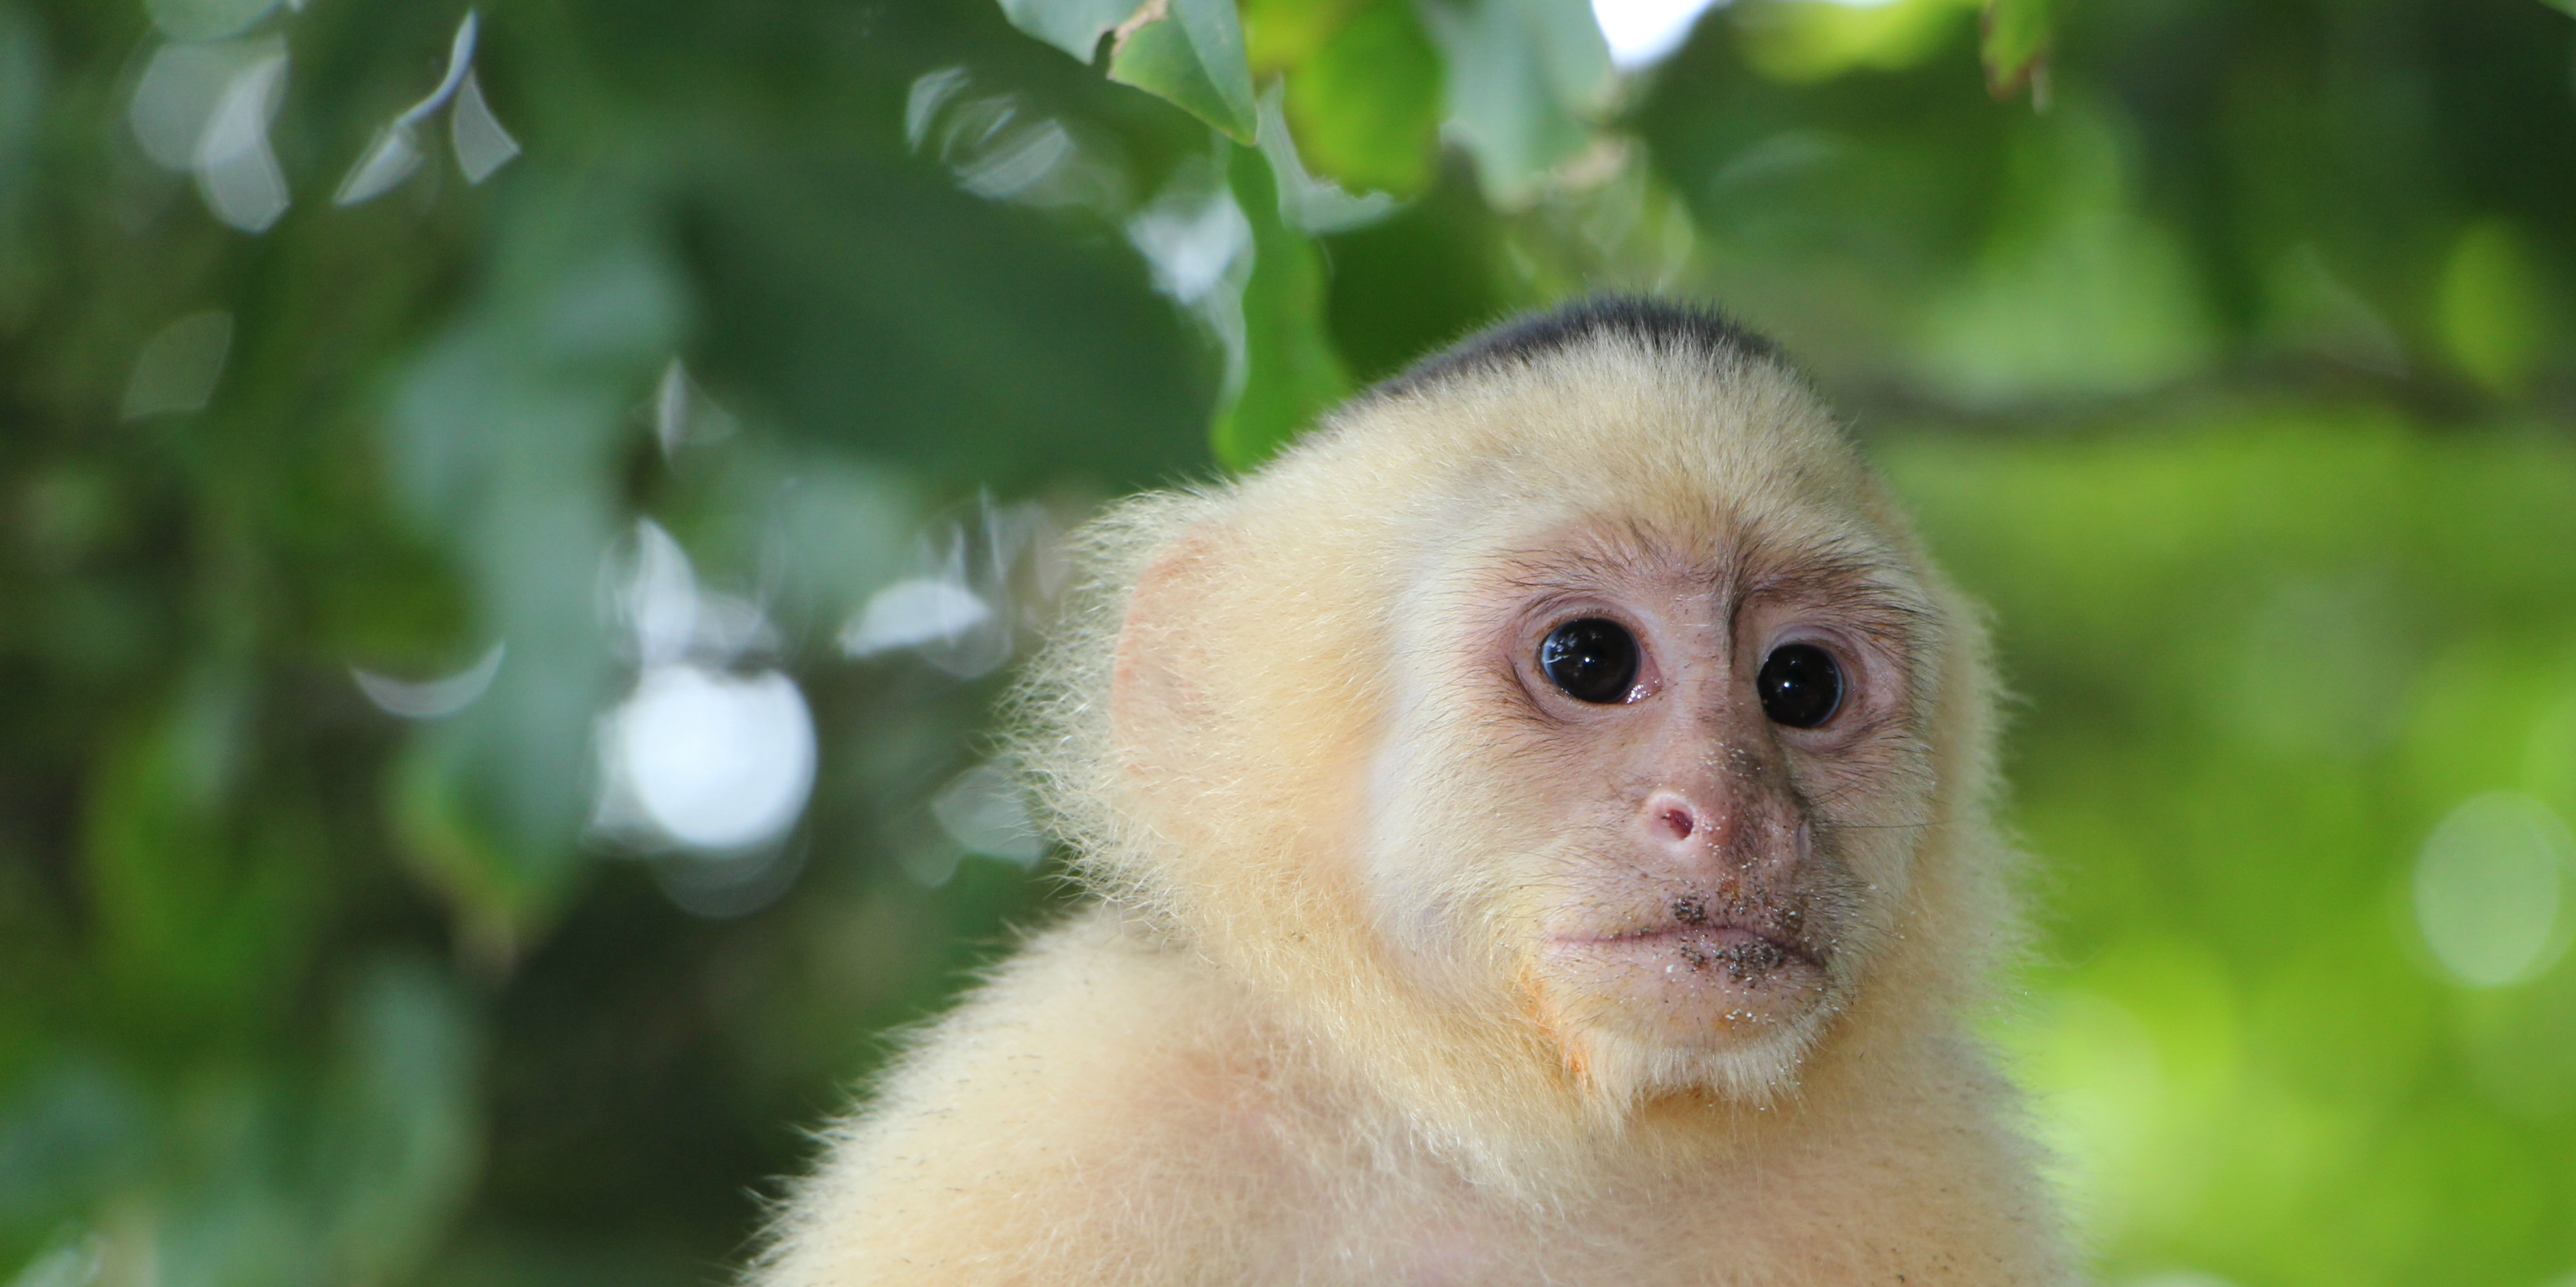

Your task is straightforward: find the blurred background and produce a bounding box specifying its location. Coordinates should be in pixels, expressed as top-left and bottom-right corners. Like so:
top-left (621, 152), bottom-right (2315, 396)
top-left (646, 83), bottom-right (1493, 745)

top-left (2, 0), bottom-right (2575, 1283)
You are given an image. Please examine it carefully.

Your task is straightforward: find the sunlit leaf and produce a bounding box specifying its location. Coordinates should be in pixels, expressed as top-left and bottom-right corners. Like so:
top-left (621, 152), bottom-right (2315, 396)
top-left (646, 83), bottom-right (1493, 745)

top-left (1980, 0), bottom-right (2053, 101)
top-left (1284, 0), bottom-right (1442, 199)
top-left (1733, 0), bottom-right (1978, 84)
top-left (1210, 144), bottom-right (1349, 468)
top-left (1240, 0), bottom-right (1362, 69)
top-left (1108, 0), bottom-right (1258, 144)
top-left (2437, 218), bottom-right (2551, 395)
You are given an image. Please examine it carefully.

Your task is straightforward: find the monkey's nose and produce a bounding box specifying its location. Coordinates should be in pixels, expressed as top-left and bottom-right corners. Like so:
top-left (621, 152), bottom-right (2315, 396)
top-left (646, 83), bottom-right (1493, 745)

top-left (1640, 790), bottom-right (1732, 860)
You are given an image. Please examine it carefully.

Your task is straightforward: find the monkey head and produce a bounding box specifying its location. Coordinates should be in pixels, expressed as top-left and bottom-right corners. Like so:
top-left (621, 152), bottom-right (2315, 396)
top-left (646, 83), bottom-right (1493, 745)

top-left (1021, 301), bottom-right (2002, 1142)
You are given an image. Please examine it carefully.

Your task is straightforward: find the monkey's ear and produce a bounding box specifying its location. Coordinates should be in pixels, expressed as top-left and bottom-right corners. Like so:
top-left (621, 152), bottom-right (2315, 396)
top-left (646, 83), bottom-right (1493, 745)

top-left (1109, 529), bottom-right (1224, 775)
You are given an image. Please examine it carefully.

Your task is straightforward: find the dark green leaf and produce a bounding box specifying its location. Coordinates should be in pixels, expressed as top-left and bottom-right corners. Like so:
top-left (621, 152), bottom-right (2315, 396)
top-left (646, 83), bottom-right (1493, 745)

top-left (1109, 0), bottom-right (1260, 144)
top-left (378, 173), bottom-right (684, 950)
top-left (82, 682), bottom-right (325, 1034)
top-left (1210, 144), bottom-right (1351, 468)
top-left (313, 958), bottom-right (480, 1285)
top-left (997, 0), bottom-right (1141, 62)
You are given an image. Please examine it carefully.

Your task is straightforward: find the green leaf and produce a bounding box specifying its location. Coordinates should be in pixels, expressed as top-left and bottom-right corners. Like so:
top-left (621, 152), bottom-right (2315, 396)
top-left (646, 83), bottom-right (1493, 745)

top-left (1415, 0), bottom-right (1612, 207)
top-left (997, 0), bottom-right (1142, 62)
top-left (1285, 0), bottom-right (1444, 199)
top-left (379, 173), bottom-right (684, 965)
top-left (1258, 86), bottom-right (1397, 232)
top-left (1109, 0), bottom-right (1259, 144)
top-left (0, 1060), bottom-right (151, 1228)
top-left (2438, 219), bottom-right (2551, 395)
top-left (312, 958), bottom-right (482, 1286)
top-left (387, 729), bottom-right (560, 973)
top-left (1981, 0), bottom-right (2054, 101)
top-left (1211, 144), bottom-right (1351, 469)
top-left (83, 676), bottom-right (325, 1034)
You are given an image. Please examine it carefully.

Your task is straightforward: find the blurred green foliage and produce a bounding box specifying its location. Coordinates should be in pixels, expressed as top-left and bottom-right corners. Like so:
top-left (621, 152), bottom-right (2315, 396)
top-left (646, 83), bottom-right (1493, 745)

top-left (1, 0), bottom-right (2573, 1283)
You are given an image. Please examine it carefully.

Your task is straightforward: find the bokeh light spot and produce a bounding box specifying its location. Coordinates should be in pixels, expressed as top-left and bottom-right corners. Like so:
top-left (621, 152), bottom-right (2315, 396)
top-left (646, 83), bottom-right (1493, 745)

top-left (450, 69), bottom-right (519, 184)
top-left (351, 642), bottom-right (505, 720)
top-left (129, 36), bottom-right (289, 233)
top-left (932, 762), bottom-right (1044, 866)
top-left (841, 578), bottom-right (993, 657)
top-left (122, 310), bottom-right (234, 419)
top-left (193, 48), bottom-right (289, 232)
top-left (2414, 792), bottom-right (2575, 988)
top-left (335, 11), bottom-right (481, 207)
top-left (605, 665), bottom-right (816, 853)
top-left (131, 39), bottom-right (272, 170)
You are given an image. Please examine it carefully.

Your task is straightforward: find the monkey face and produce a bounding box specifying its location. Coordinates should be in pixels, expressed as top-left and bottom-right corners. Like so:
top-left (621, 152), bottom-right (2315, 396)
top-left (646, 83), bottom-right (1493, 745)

top-left (1074, 324), bottom-right (1967, 1113)
top-left (1364, 514), bottom-right (1939, 1103)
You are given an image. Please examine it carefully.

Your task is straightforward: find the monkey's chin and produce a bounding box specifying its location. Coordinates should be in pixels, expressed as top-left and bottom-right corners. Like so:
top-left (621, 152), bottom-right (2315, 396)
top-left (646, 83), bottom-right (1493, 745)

top-left (1536, 928), bottom-right (1833, 1105)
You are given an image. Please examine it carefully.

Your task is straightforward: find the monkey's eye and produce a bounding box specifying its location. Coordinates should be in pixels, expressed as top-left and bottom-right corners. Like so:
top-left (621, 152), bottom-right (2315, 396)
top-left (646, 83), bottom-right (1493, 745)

top-left (1758, 643), bottom-right (1843, 728)
top-left (1540, 618), bottom-right (1640, 705)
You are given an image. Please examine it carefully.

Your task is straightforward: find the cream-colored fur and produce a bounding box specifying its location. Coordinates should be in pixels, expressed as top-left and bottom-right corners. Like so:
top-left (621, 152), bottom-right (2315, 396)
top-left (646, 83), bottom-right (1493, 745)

top-left (752, 307), bottom-right (2070, 1286)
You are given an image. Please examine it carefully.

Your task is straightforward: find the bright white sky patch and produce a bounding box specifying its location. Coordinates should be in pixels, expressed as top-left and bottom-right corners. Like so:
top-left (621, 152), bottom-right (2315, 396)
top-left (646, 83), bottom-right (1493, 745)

top-left (1591, 0), bottom-right (1726, 70)
top-left (1591, 0), bottom-right (1907, 71)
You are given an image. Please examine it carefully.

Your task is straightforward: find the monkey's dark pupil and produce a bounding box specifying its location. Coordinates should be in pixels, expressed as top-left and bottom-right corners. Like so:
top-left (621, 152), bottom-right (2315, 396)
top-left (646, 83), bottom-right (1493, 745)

top-left (1758, 644), bottom-right (1843, 728)
top-left (1540, 619), bottom-right (1639, 704)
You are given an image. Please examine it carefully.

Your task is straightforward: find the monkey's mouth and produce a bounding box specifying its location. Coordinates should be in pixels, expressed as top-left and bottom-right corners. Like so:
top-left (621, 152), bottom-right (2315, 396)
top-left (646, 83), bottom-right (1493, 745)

top-left (1555, 923), bottom-right (1820, 978)
top-left (1541, 885), bottom-right (1831, 1009)
top-left (1558, 888), bottom-right (1821, 971)
top-left (1537, 915), bottom-right (1830, 1044)
top-left (1532, 885), bottom-right (1836, 1042)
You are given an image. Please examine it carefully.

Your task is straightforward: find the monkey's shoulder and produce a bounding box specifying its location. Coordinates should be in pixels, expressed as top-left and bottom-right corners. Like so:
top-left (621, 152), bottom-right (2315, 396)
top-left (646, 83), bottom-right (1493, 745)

top-left (754, 909), bottom-right (1322, 1284)
top-left (761, 913), bottom-right (2071, 1286)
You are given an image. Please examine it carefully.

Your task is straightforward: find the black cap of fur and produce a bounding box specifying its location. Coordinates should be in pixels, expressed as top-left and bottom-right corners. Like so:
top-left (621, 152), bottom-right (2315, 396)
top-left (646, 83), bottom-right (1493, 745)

top-left (1374, 297), bottom-right (1785, 402)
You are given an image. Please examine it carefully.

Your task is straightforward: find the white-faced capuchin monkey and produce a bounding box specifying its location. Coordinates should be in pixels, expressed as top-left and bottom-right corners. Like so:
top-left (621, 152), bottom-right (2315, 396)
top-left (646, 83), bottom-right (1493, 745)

top-left (753, 299), bottom-right (2071, 1285)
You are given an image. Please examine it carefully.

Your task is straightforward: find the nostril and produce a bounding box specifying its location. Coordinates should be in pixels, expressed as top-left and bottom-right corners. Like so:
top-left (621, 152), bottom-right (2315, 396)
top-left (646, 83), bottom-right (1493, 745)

top-left (1658, 805), bottom-right (1695, 842)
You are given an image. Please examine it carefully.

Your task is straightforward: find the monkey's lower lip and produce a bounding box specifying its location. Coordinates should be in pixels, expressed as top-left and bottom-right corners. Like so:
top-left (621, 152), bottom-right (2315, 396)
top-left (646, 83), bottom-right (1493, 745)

top-left (1552, 924), bottom-right (1818, 970)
